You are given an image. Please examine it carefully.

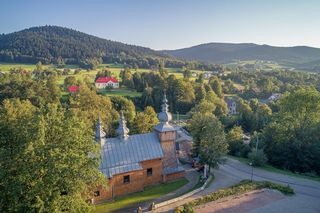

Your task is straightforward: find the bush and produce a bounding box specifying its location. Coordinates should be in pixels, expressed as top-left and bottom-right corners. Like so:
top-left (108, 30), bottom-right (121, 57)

top-left (248, 149), bottom-right (267, 166)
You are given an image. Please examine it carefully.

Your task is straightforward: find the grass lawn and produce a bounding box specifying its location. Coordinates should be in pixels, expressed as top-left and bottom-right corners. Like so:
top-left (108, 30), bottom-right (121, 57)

top-left (227, 155), bottom-right (320, 182)
top-left (0, 62), bottom-right (39, 71)
top-left (98, 89), bottom-right (142, 97)
top-left (172, 114), bottom-right (191, 120)
top-left (94, 178), bottom-right (188, 213)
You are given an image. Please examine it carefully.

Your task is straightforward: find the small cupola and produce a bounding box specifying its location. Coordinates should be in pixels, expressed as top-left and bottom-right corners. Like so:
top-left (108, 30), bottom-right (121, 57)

top-left (95, 115), bottom-right (106, 146)
top-left (116, 111), bottom-right (129, 140)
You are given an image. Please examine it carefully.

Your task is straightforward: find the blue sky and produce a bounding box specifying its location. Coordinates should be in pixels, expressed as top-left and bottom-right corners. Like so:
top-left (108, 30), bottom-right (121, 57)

top-left (1, 0), bottom-right (320, 49)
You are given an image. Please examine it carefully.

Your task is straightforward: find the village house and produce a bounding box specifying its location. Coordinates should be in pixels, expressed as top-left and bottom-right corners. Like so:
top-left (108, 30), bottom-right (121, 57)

top-left (203, 72), bottom-right (212, 79)
top-left (92, 95), bottom-right (185, 203)
top-left (268, 93), bottom-right (282, 102)
top-left (95, 77), bottom-right (119, 89)
top-left (225, 98), bottom-right (237, 115)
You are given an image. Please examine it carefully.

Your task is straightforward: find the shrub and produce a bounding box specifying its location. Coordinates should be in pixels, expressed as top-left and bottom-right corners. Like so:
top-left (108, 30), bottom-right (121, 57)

top-left (248, 149), bottom-right (267, 166)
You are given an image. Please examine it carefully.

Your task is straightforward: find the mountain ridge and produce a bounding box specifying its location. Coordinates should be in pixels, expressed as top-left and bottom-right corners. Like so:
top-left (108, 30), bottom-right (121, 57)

top-left (163, 42), bottom-right (320, 71)
top-left (0, 25), bottom-right (186, 68)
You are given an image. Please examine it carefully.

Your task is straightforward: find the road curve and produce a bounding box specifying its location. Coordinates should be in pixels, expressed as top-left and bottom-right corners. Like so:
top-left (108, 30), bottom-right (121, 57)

top-left (154, 157), bottom-right (320, 213)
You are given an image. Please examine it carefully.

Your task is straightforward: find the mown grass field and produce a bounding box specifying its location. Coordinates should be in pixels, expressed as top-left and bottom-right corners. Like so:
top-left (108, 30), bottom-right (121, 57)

top-left (94, 178), bottom-right (188, 213)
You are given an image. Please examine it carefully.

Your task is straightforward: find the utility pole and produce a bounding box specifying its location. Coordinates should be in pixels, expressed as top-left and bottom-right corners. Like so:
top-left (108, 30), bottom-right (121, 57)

top-left (255, 132), bottom-right (259, 151)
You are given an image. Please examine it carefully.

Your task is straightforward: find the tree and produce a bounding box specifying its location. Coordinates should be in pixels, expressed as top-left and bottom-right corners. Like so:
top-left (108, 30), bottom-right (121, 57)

top-left (120, 68), bottom-right (134, 88)
top-left (111, 96), bottom-right (136, 124)
top-left (183, 69), bottom-right (192, 80)
top-left (189, 113), bottom-right (228, 170)
top-left (248, 149), bottom-right (267, 166)
top-left (194, 84), bottom-right (206, 103)
top-left (173, 79), bottom-right (195, 113)
top-left (263, 88), bottom-right (320, 174)
top-left (209, 77), bottom-right (223, 98)
top-left (190, 100), bottom-right (215, 116)
top-left (0, 99), bottom-right (106, 212)
top-left (205, 91), bottom-right (227, 117)
top-left (69, 83), bottom-right (117, 134)
top-left (35, 61), bottom-right (43, 72)
top-left (46, 76), bottom-right (61, 103)
top-left (64, 76), bottom-right (78, 88)
top-left (132, 106), bottom-right (159, 134)
top-left (141, 86), bottom-right (154, 108)
top-left (158, 61), bottom-right (168, 78)
top-left (95, 69), bottom-right (112, 80)
top-left (196, 73), bottom-right (204, 83)
top-left (226, 126), bottom-right (249, 157)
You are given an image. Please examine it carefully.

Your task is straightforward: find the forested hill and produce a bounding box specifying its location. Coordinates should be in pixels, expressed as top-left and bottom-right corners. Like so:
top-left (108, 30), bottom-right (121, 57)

top-left (163, 43), bottom-right (320, 71)
top-left (0, 26), bottom-right (189, 68)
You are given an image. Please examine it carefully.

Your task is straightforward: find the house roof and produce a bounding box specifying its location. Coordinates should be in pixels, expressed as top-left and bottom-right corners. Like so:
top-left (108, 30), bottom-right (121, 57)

top-left (95, 77), bottom-right (118, 83)
top-left (100, 132), bottom-right (164, 178)
top-left (154, 122), bottom-right (176, 132)
top-left (68, 85), bottom-right (79, 93)
top-left (163, 166), bottom-right (185, 175)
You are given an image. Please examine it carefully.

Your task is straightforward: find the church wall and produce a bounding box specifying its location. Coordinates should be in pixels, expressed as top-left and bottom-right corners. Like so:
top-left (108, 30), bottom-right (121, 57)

top-left (140, 158), bottom-right (163, 186)
top-left (92, 158), bottom-right (163, 204)
top-left (166, 170), bottom-right (186, 182)
top-left (159, 131), bottom-right (176, 142)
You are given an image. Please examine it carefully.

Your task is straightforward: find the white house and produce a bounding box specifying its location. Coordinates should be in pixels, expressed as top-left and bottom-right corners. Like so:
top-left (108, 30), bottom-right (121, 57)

top-left (95, 77), bottom-right (119, 89)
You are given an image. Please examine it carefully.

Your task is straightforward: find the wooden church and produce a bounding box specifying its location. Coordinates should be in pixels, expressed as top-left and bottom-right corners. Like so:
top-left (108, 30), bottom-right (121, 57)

top-left (92, 95), bottom-right (185, 203)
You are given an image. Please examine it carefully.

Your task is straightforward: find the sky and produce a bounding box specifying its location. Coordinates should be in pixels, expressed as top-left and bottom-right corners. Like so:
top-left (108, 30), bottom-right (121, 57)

top-left (1, 0), bottom-right (320, 50)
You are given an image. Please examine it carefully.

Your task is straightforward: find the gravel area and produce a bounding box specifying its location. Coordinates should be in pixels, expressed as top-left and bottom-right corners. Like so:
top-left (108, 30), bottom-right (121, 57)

top-left (194, 189), bottom-right (284, 213)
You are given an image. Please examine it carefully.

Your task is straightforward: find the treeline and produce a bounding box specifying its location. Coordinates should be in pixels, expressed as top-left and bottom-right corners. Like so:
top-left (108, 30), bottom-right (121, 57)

top-left (222, 69), bottom-right (320, 99)
top-left (97, 65), bottom-right (227, 114)
top-left (0, 25), bottom-right (220, 71)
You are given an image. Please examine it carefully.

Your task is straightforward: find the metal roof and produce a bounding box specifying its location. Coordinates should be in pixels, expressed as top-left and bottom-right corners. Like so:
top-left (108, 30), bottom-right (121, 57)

top-left (154, 122), bottom-right (176, 132)
top-left (101, 163), bottom-right (142, 178)
top-left (163, 166), bottom-right (185, 175)
top-left (100, 132), bottom-right (164, 178)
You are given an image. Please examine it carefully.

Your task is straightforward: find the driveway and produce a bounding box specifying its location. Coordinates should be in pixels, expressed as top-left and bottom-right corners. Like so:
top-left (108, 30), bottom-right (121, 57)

top-left (153, 157), bottom-right (320, 212)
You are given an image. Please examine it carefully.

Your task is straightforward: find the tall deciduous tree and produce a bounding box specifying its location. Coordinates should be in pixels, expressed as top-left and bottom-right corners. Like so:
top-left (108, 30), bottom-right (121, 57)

top-left (0, 99), bottom-right (106, 212)
top-left (189, 113), bottom-right (228, 170)
top-left (132, 106), bottom-right (159, 134)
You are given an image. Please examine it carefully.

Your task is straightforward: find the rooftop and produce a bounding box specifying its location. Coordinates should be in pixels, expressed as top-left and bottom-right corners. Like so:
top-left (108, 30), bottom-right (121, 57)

top-left (96, 77), bottom-right (118, 83)
top-left (100, 132), bottom-right (164, 178)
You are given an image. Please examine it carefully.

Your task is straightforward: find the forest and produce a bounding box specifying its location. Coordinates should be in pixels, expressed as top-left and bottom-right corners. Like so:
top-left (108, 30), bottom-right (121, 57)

top-left (0, 26), bottom-right (220, 71)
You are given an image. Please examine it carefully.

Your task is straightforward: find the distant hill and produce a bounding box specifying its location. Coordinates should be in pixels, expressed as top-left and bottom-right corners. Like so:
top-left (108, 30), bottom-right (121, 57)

top-left (0, 26), bottom-right (187, 68)
top-left (163, 43), bottom-right (320, 71)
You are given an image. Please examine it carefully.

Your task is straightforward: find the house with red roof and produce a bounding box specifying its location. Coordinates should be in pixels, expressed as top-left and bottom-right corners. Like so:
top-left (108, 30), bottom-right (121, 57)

top-left (68, 85), bottom-right (79, 93)
top-left (95, 77), bottom-right (119, 89)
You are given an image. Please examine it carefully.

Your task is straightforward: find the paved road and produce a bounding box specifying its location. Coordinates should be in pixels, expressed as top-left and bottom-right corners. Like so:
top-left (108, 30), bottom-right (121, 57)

top-left (154, 157), bottom-right (320, 213)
